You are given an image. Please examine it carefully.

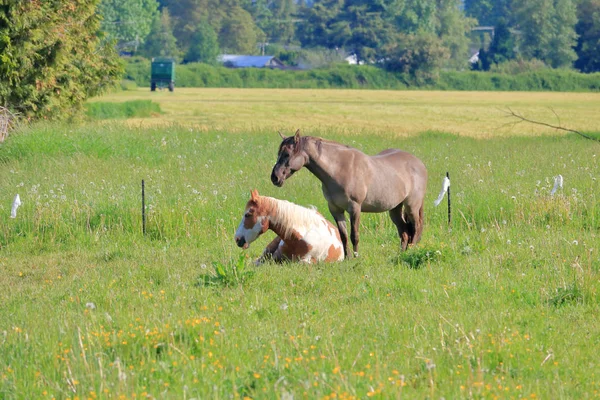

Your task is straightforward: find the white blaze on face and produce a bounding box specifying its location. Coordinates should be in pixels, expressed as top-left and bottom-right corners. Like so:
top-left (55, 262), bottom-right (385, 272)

top-left (235, 214), bottom-right (265, 248)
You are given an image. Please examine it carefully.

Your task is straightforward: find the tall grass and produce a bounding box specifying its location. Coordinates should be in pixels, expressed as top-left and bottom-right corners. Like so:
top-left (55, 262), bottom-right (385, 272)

top-left (85, 100), bottom-right (161, 119)
top-left (1, 120), bottom-right (599, 398)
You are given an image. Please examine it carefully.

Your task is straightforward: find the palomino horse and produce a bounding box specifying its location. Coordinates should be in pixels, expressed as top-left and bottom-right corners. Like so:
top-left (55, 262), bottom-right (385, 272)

top-left (234, 189), bottom-right (344, 263)
top-left (271, 130), bottom-right (427, 256)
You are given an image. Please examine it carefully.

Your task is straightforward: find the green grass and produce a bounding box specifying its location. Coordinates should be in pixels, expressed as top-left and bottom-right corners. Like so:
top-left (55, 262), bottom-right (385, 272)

top-left (85, 100), bottom-right (161, 120)
top-left (1, 94), bottom-right (600, 399)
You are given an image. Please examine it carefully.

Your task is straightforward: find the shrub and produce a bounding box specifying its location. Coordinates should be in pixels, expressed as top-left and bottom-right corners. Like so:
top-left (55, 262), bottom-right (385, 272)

top-left (123, 58), bottom-right (600, 92)
top-left (490, 59), bottom-right (548, 75)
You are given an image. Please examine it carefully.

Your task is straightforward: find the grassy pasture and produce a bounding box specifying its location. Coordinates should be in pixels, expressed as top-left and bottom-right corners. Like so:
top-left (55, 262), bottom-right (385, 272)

top-left (1, 89), bottom-right (600, 399)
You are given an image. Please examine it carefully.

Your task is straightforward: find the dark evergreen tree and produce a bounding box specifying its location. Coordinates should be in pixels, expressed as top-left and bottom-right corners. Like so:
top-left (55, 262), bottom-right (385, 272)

top-left (574, 0), bottom-right (600, 72)
top-left (140, 8), bottom-right (180, 60)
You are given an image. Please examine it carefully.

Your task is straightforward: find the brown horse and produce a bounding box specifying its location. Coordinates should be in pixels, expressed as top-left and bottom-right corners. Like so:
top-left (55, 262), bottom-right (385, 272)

top-left (234, 189), bottom-right (344, 264)
top-left (271, 130), bottom-right (428, 256)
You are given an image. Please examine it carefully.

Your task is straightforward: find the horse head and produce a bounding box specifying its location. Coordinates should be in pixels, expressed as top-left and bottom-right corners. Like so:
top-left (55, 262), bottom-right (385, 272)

top-left (235, 189), bottom-right (270, 249)
top-left (271, 129), bottom-right (308, 187)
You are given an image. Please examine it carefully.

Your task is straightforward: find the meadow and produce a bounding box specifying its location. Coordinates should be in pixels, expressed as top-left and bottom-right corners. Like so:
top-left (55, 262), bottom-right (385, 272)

top-left (1, 88), bottom-right (599, 399)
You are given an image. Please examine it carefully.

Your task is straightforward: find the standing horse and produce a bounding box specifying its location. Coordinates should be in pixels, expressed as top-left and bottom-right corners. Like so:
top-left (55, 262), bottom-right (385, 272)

top-left (271, 130), bottom-right (427, 256)
top-left (234, 189), bottom-right (344, 263)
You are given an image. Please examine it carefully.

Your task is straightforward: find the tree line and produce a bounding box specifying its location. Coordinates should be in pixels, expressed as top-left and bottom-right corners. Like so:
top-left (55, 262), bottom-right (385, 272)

top-left (1, 0), bottom-right (598, 122)
top-left (101, 0), bottom-right (600, 75)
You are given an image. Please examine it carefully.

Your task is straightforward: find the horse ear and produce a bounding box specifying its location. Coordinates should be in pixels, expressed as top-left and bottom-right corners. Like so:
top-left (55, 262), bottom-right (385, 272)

top-left (278, 131), bottom-right (285, 140)
top-left (250, 189), bottom-right (259, 202)
top-left (294, 129), bottom-right (301, 144)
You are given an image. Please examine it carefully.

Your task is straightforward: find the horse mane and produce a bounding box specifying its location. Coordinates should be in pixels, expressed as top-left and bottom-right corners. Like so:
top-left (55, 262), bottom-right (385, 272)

top-left (261, 196), bottom-right (324, 239)
top-left (302, 136), bottom-right (352, 156)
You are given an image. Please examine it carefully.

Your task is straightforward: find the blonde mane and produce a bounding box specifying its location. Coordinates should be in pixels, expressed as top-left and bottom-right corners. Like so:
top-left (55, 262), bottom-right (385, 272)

top-left (261, 196), bottom-right (325, 239)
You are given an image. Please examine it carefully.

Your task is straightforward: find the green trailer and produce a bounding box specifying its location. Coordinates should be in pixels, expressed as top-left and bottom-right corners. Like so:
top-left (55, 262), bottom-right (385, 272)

top-left (150, 58), bottom-right (175, 92)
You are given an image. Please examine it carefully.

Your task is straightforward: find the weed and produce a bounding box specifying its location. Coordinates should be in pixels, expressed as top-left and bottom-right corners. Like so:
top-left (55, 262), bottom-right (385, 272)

top-left (197, 253), bottom-right (254, 288)
top-left (548, 283), bottom-right (583, 307)
top-left (394, 247), bottom-right (442, 269)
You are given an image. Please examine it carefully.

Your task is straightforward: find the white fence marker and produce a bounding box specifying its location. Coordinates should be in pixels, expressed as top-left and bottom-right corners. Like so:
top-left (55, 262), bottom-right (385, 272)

top-left (10, 194), bottom-right (21, 218)
top-left (434, 176), bottom-right (450, 206)
top-left (550, 175), bottom-right (563, 196)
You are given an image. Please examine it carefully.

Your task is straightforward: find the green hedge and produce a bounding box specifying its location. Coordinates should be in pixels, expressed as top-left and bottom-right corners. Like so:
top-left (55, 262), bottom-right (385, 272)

top-left (124, 58), bottom-right (600, 92)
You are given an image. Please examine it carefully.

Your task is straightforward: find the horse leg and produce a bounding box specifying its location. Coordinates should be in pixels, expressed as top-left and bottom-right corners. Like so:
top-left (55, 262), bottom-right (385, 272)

top-left (404, 198), bottom-right (424, 246)
top-left (412, 204), bottom-right (424, 244)
top-left (256, 236), bottom-right (282, 265)
top-left (389, 204), bottom-right (410, 251)
top-left (328, 203), bottom-right (349, 257)
top-left (348, 202), bottom-right (361, 257)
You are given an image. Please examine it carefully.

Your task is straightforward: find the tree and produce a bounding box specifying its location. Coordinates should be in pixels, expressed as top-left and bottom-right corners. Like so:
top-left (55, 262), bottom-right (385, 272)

top-left (161, 0), bottom-right (262, 54)
top-left (435, 0), bottom-right (477, 69)
top-left (384, 31), bottom-right (450, 82)
top-left (140, 8), bottom-right (180, 60)
top-left (296, 0), bottom-right (344, 49)
top-left (513, 0), bottom-right (578, 68)
top-left (160, 0), bottom-right (209, 52)
top-left (246, 0), bottom-right (298, 45)
top-left (185, 20), bottom-right (220, 63)
top-left (298, 0), bottom-right (394, 64)
top-left (269, 0), bottom-right (298, 44)
top-left (475, 18), bottom-right (515, 70)
top-left (0, 0), bottom-right (122, 120)
top-left (98, 0), bottom-right (159, 51)
top-left (574, 0), bottom-right (600, 72)
top-left (398, 0), bottom-right (436, 32)
top-left (219, 5), bottom-right (264, 53)
top-left (463, 0), bottom-right (513, 26)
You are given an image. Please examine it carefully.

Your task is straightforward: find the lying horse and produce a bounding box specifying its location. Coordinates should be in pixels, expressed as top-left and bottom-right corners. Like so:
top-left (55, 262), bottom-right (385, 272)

top-left (234, 189), bottom-right (344, 263)
top-left (271, 130), bottom-right (427, 256)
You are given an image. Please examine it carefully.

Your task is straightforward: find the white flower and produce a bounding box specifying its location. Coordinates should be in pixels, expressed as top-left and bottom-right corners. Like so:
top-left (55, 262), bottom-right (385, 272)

top-left (572, 240), bottom-right (578, 246)
top-left (86, 302), bottom-right (96, 310)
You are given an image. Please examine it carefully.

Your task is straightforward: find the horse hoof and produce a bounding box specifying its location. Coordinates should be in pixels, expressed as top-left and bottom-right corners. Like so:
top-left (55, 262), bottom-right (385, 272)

top-left (353, 251), bottom-right (359, 258)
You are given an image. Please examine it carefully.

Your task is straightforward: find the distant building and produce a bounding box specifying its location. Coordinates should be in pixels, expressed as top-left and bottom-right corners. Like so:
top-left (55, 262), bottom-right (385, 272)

top-left (218, 55), bottom-right (285, 69)
top-left (469, 51), bottom-right (480, 64)
top-left (345, 54), bottom-right (364, 65)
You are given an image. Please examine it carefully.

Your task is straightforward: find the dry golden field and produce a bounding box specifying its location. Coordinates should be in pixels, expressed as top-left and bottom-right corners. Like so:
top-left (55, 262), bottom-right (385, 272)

top-left (93, 88), bottom-right (600, 137)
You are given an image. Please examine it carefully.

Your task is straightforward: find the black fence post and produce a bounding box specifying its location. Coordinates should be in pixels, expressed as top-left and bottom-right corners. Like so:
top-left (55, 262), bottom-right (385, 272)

top-left (446, 172), bottom-right (451, 227)
top-left (142, 180), bottom-right (146, 236)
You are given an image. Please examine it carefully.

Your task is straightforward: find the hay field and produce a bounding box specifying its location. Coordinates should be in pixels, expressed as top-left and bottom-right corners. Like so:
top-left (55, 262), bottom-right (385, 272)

top-left (93, 88), bottom-right (600, 137)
